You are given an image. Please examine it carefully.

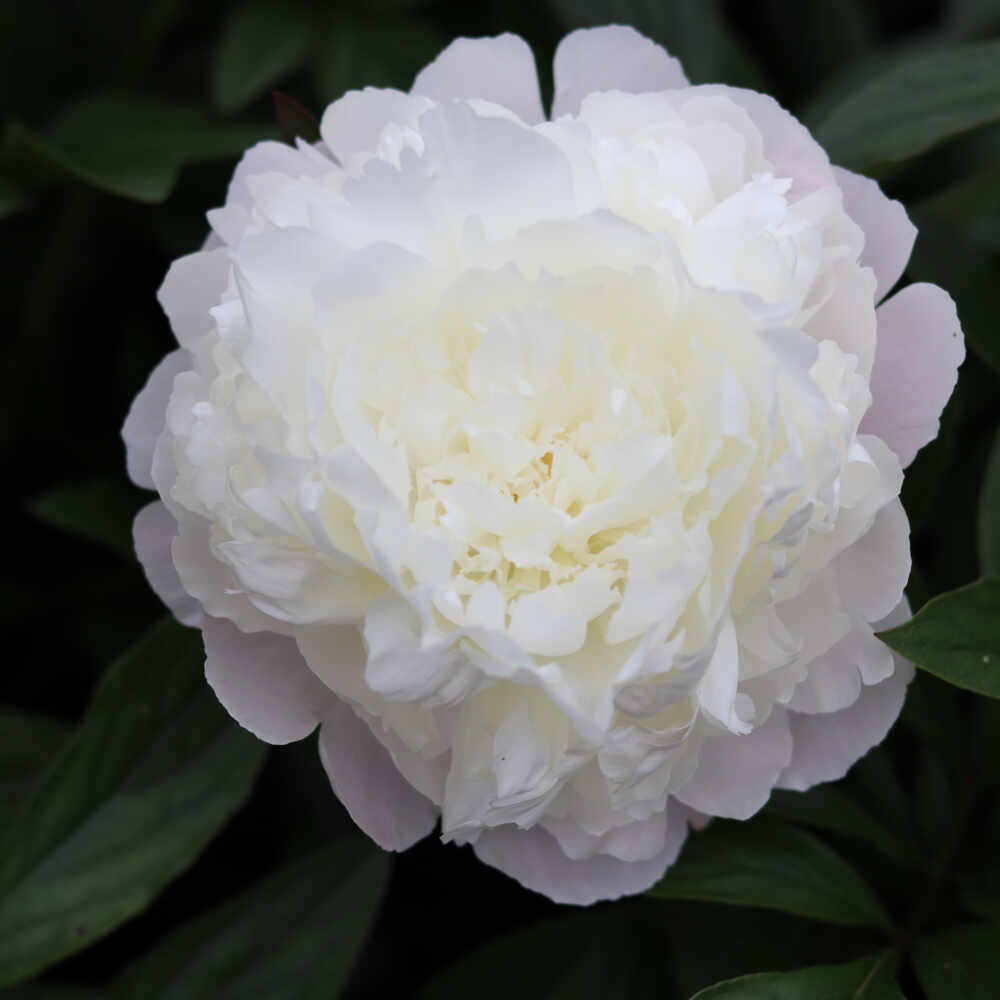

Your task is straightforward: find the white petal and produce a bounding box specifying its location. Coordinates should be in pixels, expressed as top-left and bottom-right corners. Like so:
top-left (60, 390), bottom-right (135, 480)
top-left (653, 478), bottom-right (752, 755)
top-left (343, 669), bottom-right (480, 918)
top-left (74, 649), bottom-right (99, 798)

top-left (778, 655), bottom-right (914, 792)
top-left (202, 615), bottom-right (331, 745)
top-left (698, 85), bottom-right (834, 198)
top-left (411, 34), bottom-right (545, 125)
top-left (551, 25), bottom-right (688, 119)
top-left (786, 623), bottom-right (894, 715)
top-left (473, 803), bottom-right (690, 905)
top-left (227, 139), bottom-right (331, 208)
top-left (861, 283), bottom-right (965, 468)
top-left (157, 248), bottom-right (231, 350)
top-left (122, 349), bottom-right (189, 490)
top-left (675, 708), bottom-right (793, 819)
top-left (805, 256), bottom-right (878, 378)
top-left (133, 501), bottom-right (203, 627)
top-left (172, 518), bottom-right (292, 635)
top-left (543, 811), bottom-right (669, 863)
top-left (696, 618), bottom-right (752, 734)
top-left (319, 88), bottom-right (433, 164)
top-left (318, 698), bottom-right (439, 851)
top-left (834, 166), bottom-right (916, 304)
top-left (834, 498), bottom-right (910, 623)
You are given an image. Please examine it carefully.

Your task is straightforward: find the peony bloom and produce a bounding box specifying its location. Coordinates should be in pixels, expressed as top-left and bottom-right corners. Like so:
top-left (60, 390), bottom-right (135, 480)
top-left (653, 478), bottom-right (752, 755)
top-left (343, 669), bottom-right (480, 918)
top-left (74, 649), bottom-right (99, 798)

top-left (124, 25), bottom-right (964, 904)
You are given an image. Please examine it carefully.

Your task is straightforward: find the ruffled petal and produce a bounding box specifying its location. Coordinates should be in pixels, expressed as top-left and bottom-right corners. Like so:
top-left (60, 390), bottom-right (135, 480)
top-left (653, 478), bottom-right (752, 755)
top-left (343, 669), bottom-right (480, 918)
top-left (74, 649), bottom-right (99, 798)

top-left (226, 139), bottom-right (332, 208)
top-left (699, 85), bottom-right (834, 198)
top-left (318, 698), bottom-right (439, 851)
top-left (473, 802), bottom-right (690, 905)
top-left (778, 662), bottom-right (914, 791)
top-left (834, 497), bottom-right (911, 623)
top-left (172, 518), bottom-right (291, 635)
top-left (202, 614), bottom-right (331, 744)
top-left (122, 348), bottom-right (189, 489)
top-left (834, 166), bottom-right (916, 304)
top-left (861, 283), bottom-right (965, 468)
top-left (319, 89), bottom-right (433, 164)
top-left (674, 707), bottom-right (793, 819)
top-left (411, 34), bottom-right (545, 125)
top-left (551, 25), bottom-right (688, 119)
top-left (156, 248), bottom-right (232, 350)
top-left (778, 599), bottom-right (914, 791)
top-left (132, 501), bottom-right (203, 627)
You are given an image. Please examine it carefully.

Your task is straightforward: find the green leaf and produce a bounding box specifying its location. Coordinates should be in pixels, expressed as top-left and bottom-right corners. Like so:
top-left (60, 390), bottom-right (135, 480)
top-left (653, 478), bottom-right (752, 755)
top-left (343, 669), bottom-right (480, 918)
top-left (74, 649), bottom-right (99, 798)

top-left (900, 671), bottom-right (967, 774)
top-left (961, 867), bottom-right (1000, 921)
top-left (913, 923), bottom-right (1000, 1000)
top-left (738, 0), bottom-right (873, 98)
top-left (648, 822), bottom-right (891, 929)
top-left (0, 710), bottom-right (70, 844)
top-left (847, 749), bottom-right (913, 850)
top-left (915, 745), bottom-right (954, 850)
top-left (799, 37), bottom-right (940, 131)
top-left (815, 41), bottom-right (1000, 169)
top-left (944, 0), bottom-right (1000, 40)
top-left (0, 618), bottom-right (267, 986)
top-left (915, 167), bottom-right (1000, 254)
top-left (545, 0), bottom-right (765, 89)
top-left (3, 986), bottom-right (100, 999)
top-left (979, 432), bottom-right (1000, 575)
top-left (112, 839), bottom-right (388, 999)
top-left (211, 0), bottom-right (313, 114)
top-left (0, 175), bottom-right (30, 219)
top-left (5, 95), bottom-right (275, 203)
top-left (665, 903), bottom-right (833, 998)
top-left (691, 950), bottom-right (903, 999)
top-left (880, 578), bottom-right (1000, 697)
top-left (417, 904), bottom-right (663, 1000)
top-left (764, 786), bottom-right (918, 867)
top-left (312, 13), bottom-right (448, 106)
top-left (27, 477), bottom-right (143, 558)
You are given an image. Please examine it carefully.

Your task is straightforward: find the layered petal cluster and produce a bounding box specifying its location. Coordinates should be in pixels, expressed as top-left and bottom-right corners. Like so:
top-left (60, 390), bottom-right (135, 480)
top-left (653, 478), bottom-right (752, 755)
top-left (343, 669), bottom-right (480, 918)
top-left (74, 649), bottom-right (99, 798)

top-left (124, 26), bottom-right (963, 903)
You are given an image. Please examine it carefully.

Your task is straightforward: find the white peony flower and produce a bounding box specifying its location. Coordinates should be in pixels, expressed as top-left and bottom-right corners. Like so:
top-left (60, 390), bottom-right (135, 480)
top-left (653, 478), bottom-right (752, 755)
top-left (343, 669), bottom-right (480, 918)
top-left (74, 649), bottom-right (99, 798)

top-left (124, 25), bottom-right (964, 904)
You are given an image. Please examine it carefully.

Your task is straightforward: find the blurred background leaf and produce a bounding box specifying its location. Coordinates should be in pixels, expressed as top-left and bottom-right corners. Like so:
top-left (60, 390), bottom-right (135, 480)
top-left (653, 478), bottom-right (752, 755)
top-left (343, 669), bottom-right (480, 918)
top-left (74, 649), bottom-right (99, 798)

top-left (313, 12), bottom-right (448, 105)
top-left (649, 821), bottom-right (891, 929)
top-left (27, 477), bottom-right (145, 559)
top-left (211, 0), bottom-right (314, 113)
top-left (913, 922), bottom-right (1000, 999)
top-left (5, 96), bottom-right (275, 202)
top-left (0, 619), bottom-right (267, 986)
top-left (689, 951), bottom-right (902, 999)
top-left (111, 839), bottom-right (389, 999)
top-left (0, 710), bottom-right (70, 845)
top-left (815, 40), bottom-right (1000, 169)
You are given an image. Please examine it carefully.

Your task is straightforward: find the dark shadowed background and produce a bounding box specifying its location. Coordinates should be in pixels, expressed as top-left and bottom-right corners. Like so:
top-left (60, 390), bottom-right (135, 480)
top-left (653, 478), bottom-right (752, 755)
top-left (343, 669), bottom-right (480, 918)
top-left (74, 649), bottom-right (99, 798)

top-left (2, 1), bottom-right (1000, 997)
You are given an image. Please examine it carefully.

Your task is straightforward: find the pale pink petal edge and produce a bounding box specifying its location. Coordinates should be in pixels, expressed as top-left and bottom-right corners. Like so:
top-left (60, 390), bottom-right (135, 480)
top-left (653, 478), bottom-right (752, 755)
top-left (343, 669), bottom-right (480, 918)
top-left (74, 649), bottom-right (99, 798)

top-left (861, 282), bottom-right (964, 469)
top-left (203, 614), bottom-right (331, 745)
top-left (551, 25), bottom-right (689, 119)
top-left (473, 803), bottom-right (691, 905)
top-left (411, 33), bottom-right (545, 125)
top-left (318, 699), bottom-right (439, 852)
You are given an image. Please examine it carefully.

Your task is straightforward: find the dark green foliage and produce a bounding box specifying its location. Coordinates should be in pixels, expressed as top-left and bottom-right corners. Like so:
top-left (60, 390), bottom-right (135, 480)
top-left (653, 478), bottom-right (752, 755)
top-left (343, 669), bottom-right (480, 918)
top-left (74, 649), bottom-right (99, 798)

top-left (649, 822), bottom-right (891, 929)
top-left (689, 951), bottom-right (903, 999)
top-left (111, 840), bottom-right (389, 999)
top-left (0, 620), bottom-right (267, 986)
top-left (881, 579), bottom-right (1000, 697)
